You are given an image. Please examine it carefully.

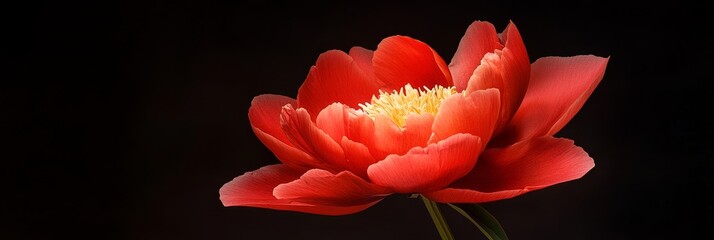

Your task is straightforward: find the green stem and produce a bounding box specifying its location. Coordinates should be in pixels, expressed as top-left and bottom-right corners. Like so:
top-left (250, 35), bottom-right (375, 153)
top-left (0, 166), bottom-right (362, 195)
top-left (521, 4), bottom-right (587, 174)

top-left (421, 195), bottom-right (455, 240)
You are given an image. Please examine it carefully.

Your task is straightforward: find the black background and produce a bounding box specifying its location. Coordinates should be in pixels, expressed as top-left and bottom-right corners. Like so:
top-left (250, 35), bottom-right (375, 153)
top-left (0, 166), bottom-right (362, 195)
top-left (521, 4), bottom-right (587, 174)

top-left (4, 1), bottom-right (713, 239)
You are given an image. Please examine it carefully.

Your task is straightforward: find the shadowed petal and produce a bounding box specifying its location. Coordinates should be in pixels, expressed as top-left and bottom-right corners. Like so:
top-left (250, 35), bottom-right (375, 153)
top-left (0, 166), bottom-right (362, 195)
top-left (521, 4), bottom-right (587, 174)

top-left (465, 22), bottom-right (530, 134)
top-left (349, 46), bottom-right (381, 85)
top-left (367, 134), bottom-right (483, 193)
top-left (498, 21), bottom-right (530, 116)
top-left (249, 95), bottom-right (320, 167)
top-left (249, 94), bottom-right (296, 142)
top-left (423, 137), bottom-right (594, 203)
top-left (340, 137), bottom-right (378, 179)
top-left (280, 105), bottom-right (346, 171)
top-left (495, 55), bottom-right (609, 146)
top-left (252, 128), bottom-right (321, 168)
top-left (220, 165), bottom-right (378, 215)
top-left (274, 169), bottom-right (391, 206)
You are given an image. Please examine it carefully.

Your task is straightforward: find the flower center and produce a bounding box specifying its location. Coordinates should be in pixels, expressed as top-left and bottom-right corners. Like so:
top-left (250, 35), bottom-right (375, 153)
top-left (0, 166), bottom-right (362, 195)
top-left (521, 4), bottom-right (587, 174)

top-left (359, 84), bottom-right (459, 127)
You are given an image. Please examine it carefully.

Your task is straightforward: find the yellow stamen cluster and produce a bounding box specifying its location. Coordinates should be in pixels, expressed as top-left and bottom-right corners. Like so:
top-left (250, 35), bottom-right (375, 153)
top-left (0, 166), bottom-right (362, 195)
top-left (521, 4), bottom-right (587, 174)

top-left (359, 84), bottom-right (459, 127)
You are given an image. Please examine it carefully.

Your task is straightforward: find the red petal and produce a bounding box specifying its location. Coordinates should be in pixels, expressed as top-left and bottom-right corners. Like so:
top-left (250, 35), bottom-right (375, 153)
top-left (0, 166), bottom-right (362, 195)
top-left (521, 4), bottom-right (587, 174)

top-left (315, 102), bottom-right (377, 144)
top-left (424, 189), bottom-right (527, 204)
top-left (371, 113), bottom-right (434, 160)
top-left (349, 46), bottom-right (381, 85)
top-left (280, 105), bottom-right (346, 171)
top-left (296, 50), bottom-right (383, 118)
top-left (319, 111), bottom-right (433, 162)
top-left (423, 137), bottom-right (594, 203)
top-left (449, 21), bottom-right (502, 91)
top-left (273, 169), bottom-right (391, 206)
top-left (249, 95), bottom-right (320, 167)
top-left (495, 55), bottom-right (609, 145)
top-left (313, 103), bottom-right (381, 176)
top-left (373, 36), bottom-right (452, 90)
top-left (465, 22), bottom-right (530, 134)
top-left (343, 109), bottom-right (378, 148)
top-left (430, 89), bottom-right (501, 145)
top-left (340, 137), bottom-right (377, 179)
top-left (367, 133), bottom-right (483, 193)
top-left (220, 164), bottom-right (377, 215)
top-left (249, 94), bottom-right (296, 143)
top-left (315, 103), bottom-right (350, 143)
top-left (252, 128), bottom-right (321, 168)
top-left (500, 22), bottom-right (530, 96)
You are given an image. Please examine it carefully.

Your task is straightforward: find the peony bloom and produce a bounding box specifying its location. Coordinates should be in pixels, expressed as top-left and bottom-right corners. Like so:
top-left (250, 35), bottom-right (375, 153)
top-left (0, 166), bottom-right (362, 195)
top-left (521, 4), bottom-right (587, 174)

top-left (220, 20), bottom-right (609, 216)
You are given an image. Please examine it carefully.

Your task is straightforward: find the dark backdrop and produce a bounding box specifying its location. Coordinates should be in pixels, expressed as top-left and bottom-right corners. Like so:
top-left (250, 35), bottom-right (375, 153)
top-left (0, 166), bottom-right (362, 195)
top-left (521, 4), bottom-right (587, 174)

top-left (4, 1), bottom-right (712, 239)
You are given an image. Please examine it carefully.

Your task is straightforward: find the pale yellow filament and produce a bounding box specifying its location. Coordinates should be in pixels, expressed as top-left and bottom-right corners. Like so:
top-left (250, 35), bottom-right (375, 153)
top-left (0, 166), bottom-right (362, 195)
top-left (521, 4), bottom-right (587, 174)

top-left (358, 84), bottom-right (460, 127)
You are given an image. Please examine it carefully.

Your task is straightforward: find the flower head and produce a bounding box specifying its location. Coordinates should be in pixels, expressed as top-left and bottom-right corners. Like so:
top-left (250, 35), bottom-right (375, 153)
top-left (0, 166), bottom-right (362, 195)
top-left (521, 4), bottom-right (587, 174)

top-left (220, 20), bottom-right (609, 215)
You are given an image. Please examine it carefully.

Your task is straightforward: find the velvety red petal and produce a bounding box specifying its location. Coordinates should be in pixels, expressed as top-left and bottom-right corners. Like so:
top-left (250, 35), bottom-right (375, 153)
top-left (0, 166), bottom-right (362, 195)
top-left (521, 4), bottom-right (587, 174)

top-left (249, 95), bottom-right (320, 167)
top-left (252, 128), bottom-right (322, 168)
top-left (249, 94), bottom-right (297, 144)
top-left (465, 52), bottom-right (504, 96)
top-left (296, 50), bottom-right (383, 118)
top-left (280, 105), bottom-right (347, 171)
top-left (449, 21), bottom-right (502, 91)
top-left (343, 109), bottom-right (378, 148)
top-left (423, 137), bottom-right (594, 203)
top-left (315, 103), bottom-right (350, 143)
top-left (424, 189), bottom-right (527, 203)
top-left (367, 133), bottom-right (483, 193)
top-left (314, 102), bottom-right (377, 144)
top-left (313, 103), bottom-right (382, 176)
top-left (371, 113), bottom-right (434, 160)
top-left (340, 137), bottom-right (377, 179)
top-left (430, 88), bottom-right (500, 145)
top-left (273, 169), bottom-right (391, 206)
top-left (373, 36), bottom-right (452, 90)
top-left (496, 21), bottom-right (530, 129)
top-left (465, 22), bottom-right (530, 134)
top-left (348, 46), bottom-right (381, 85)
top-left (219, 164), bottom-right (377, 215)
top-left (495, 55), bottom-right (609, 145)
top-left (499, 21), bottom-right (530, 98)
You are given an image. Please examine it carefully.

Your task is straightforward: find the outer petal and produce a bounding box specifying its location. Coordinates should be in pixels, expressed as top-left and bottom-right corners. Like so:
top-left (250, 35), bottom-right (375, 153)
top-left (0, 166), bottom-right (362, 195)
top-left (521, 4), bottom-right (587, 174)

top-left (280, 105), bottom-right (346, 171)
top-left (423, 137), bottom-right (594, 203)
top-left (367, 133), bottom-right (483, 193)
top-left (430, 88), bottom-right (501, 145)
top-left (449, 21), bottom-right (502, 91)
top-left (465, 22), bottom-right (530, 134)
top-left (219, 165), bottom-right (377, 215)
top-left (494, 55), bottom-right (609, 146)
top-left (348, 46), bottom-right (380, 85)
top-left (296, 50), bottom-right (383, 118)
top-left (273, 169), bottom-right (391, 206)
top-left (249, 95), bottom-right (320, 167)
top-left (373, 36), bottom-right (452, 90)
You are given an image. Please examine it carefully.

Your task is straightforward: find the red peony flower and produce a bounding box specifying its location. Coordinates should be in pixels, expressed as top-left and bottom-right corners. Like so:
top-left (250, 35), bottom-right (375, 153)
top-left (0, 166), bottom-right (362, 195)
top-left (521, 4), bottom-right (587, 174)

top-left (220, 20), bottom-right (609, 216)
